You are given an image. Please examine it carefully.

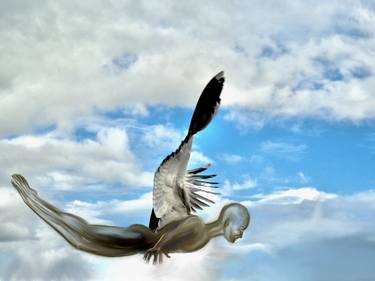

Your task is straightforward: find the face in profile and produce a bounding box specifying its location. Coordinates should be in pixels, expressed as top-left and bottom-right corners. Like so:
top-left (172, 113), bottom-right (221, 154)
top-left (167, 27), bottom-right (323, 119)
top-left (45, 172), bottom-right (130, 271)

top-left (222, 203), bottom-right (250, 243)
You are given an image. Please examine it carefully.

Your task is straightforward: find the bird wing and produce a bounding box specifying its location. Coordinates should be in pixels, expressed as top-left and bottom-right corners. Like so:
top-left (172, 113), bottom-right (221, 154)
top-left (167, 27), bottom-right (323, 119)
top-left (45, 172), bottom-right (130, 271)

top-left (152, 71), bottom-right (225, 229)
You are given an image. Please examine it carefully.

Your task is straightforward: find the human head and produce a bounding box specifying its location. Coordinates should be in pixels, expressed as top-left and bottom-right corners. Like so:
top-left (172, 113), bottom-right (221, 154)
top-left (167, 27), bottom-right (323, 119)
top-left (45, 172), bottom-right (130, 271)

top-left (219, 203), bottom-right (250, 243)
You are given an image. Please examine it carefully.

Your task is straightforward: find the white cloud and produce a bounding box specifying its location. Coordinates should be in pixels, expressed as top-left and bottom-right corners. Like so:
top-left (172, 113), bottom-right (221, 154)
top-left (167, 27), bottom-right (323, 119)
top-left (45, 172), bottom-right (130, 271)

top-left (91, 245), bottom-right (219, 281)
top-left (248, 187), bottom-right (337, 205)
top-left (219, 153), bottom-right (244, 164)
top-left (141, 124), bottom-right (183, 151)
top-left (123, 103), bottom-right (150, 117)
top-left (0, 127), bottom-right (153, 189)
top-left (0, 186), bottom-right (95, 281)
top-left (229, 187), bottom-right (375, 281)
top-left (232, 178), bottom-right (257, 191)
top-left (138, 123), bottom-right (213, 170)
top-left (260, 141), bottom-right (307, 161)
top-left (222, 176), bottom-right (257, 196)
top-left (223, 110), bottom-right (267, 131)
top-left (189, 151), bottom-right (213, 168)
top-left (0, 1), bottom-right (374, 137)
top-left (1, 245), bottom-right (93, 281)
top-left (0, 187), bottom-right (35, 242)
top-left (65, 192), bottom-right (153, 223)
top-left (1, 1), bottom-right (375, 280)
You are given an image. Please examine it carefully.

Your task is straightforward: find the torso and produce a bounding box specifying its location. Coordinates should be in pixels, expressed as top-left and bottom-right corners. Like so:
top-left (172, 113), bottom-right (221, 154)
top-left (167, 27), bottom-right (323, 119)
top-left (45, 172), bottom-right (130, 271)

top-left (158, 215), bottom-right (210, 253)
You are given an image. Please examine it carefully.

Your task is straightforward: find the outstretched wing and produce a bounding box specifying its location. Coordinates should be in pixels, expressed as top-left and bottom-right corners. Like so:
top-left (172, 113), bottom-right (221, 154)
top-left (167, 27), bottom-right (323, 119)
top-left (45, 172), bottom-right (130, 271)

top-left (11, 174), bottom-right (154, 257)
top-left (151, 71), bottom-right (225, 229)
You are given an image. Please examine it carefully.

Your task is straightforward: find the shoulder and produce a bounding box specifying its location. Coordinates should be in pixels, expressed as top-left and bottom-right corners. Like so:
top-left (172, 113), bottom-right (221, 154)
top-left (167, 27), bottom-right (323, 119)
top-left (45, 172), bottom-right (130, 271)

top-left (158, 215), bottom-right (204, 234)
top-left (182, 215), bottom-right (205, 228)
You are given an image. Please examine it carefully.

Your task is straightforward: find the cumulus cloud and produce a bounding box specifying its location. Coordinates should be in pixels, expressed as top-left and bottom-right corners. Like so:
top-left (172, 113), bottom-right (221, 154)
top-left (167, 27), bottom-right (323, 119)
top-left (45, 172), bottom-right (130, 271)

top-left (1, 1), bottom-right (375, 280)
top-left (0, 0), bottom-right (374, 136)
top-left (0, 127), bottom-right (153, 189)
top-left (64, 191), bottom-right (153, 224)
top-left (0, 185), bottom-right (94, 281)
top-left (0, 188), bottom-right (35, 242)
top-left (189, 151), bottom-right (213, 167)
top-left (90, 245), bottom-right (220, 281)
top-left (141, 124), bottom-right (183, 151)
top-left (224, 187), bottom-right (375, 281)
top-left (1, 245), bottom-right (92, 281)
top-left (136, 122), bottom-right (213, 171)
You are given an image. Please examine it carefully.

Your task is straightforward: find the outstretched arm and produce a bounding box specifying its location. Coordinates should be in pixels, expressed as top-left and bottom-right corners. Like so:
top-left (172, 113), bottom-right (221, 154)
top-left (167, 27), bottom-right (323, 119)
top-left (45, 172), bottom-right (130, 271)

top-left (11, 174), bottom-right (156, 257)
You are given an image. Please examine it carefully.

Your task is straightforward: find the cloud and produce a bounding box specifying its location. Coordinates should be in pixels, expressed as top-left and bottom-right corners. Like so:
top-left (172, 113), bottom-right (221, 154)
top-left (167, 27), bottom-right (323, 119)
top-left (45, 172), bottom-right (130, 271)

top-left (141, 124), bottom-right (183, 151)
top-left (90, 245), bottom-right (220, 281)
top-left (137, 122), bottom-right (213, 170)
top-left (260, 141), bottom-right (307, 161)
top-left (222, 176), bottom-right (257, 196)
top-left (64, 192), bottom-right (153, 223)
top-left (0, 187), bottom-right (35, 242)
top-left (1, 1), bottom-right (375, 280)
top-left (0, 185), bottom-right (94, 281)
top-left (0, 127), bottom-right (153, 189)
top-left (219, 153), bottom-right (244, 165)
top-left (0, 1), bottom-right (375, 137)
top-left (248, 187), bottom-right (336, 205)
top-left (189, 151), bottom-right (213, 167)
top-left (223, 110), bottom-right (268, 131)
top-left (224, 187), bottom-right (375, 281)
top-left (1, 245), bottom-right (92, 281)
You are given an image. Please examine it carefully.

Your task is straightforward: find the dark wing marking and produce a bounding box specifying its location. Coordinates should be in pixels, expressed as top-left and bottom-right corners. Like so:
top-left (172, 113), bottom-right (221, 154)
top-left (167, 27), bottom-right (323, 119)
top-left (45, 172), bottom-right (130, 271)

top-left (188, 71), bottom-right (224, 136)
top-left (148, 208), bottom-right (159, 231)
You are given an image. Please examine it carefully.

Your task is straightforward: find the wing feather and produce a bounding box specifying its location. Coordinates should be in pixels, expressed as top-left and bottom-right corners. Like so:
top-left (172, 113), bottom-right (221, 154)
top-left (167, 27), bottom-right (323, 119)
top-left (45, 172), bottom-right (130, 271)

top-left (151, 71), bottom-right (225, 229)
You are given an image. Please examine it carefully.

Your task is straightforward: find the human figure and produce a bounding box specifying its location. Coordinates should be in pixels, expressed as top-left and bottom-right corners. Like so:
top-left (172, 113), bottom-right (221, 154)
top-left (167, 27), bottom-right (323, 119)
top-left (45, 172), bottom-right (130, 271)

top-left (11, 174), bottom-right (250, 264)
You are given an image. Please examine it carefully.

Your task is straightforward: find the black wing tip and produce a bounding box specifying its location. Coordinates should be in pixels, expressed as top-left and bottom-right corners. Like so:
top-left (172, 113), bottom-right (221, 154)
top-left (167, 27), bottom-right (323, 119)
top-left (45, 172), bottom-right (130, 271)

top-left (187, 72), bottom-right (225, 136)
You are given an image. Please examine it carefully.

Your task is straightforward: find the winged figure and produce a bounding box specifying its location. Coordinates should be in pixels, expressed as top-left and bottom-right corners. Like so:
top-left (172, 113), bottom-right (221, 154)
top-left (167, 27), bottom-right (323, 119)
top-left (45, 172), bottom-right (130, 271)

top-left (11, 72), bottom-right (250, 264)
top-left (149, 71), bottom-right (224, 230)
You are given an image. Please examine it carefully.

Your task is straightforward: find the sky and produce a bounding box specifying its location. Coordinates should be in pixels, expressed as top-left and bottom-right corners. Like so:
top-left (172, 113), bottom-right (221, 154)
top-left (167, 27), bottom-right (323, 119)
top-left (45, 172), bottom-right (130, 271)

top-left (0, 0), bottom-right (375, 280)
